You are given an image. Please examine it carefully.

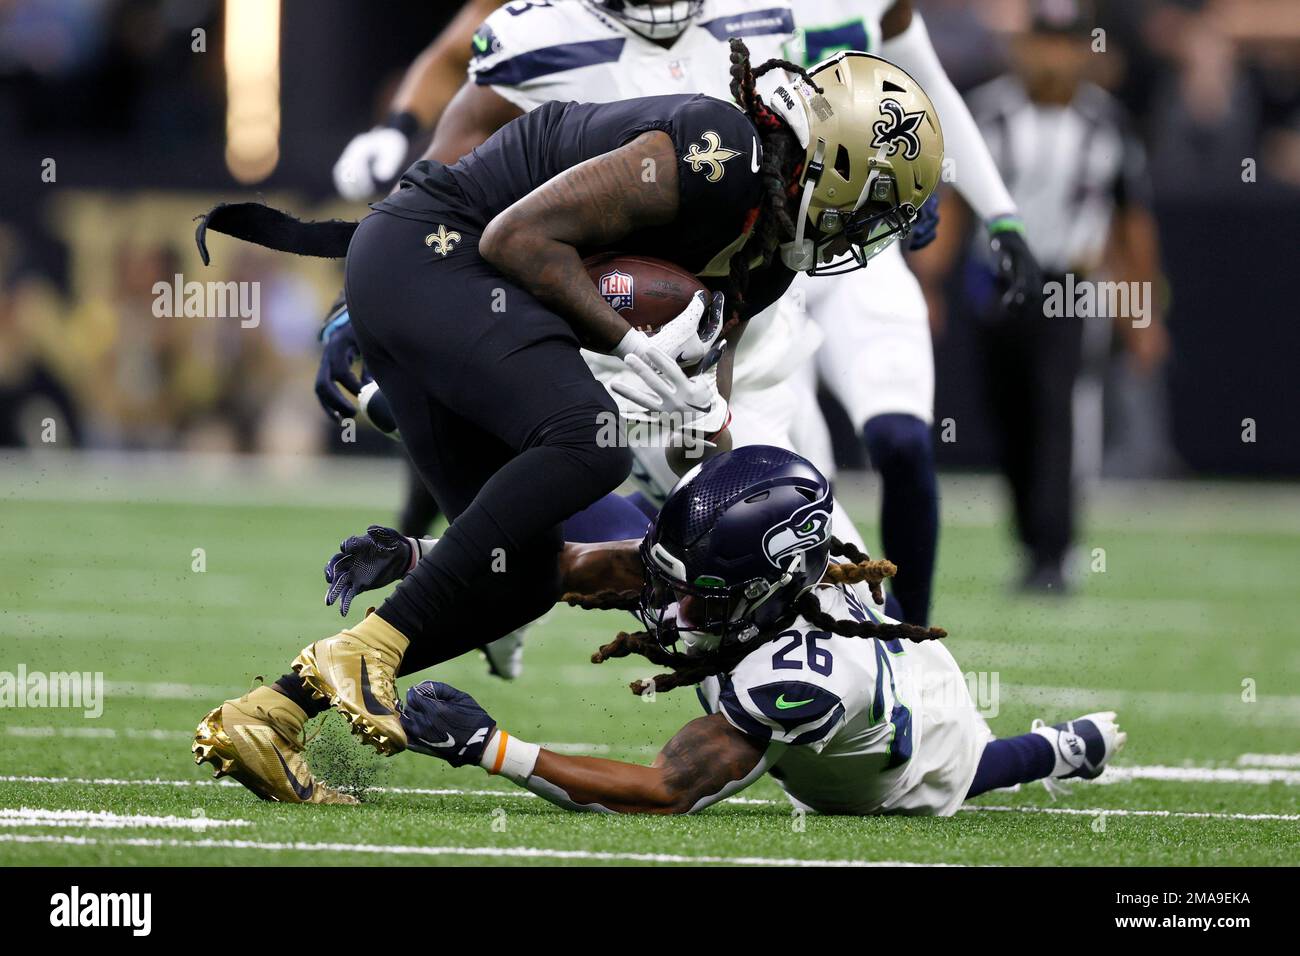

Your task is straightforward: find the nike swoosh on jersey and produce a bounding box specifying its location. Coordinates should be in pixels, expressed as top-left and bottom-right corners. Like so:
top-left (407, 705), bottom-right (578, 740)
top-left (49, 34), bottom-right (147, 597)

top-left (750, 138), bottom-right (760, 173)
top-left (775, 694), bottom-right (814, 710)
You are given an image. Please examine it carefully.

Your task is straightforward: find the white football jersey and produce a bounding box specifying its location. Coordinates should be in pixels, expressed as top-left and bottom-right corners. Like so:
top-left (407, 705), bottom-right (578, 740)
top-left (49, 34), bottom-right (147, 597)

top-left (785, 0), bottom-right (894, 62)
top-left (470, 1), bottom-right (795, 111)
top-left (698, 574), bottom-right (991, 816)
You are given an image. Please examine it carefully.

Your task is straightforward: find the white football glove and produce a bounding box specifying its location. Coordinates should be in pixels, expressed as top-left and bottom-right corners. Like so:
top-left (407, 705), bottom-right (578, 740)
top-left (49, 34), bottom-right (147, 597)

top-left (611, 349), bottom-right (730, 444)
top-left (333, 127), bottom-right (411, 200)
top-left (613, 290), bottom-right (725, 369)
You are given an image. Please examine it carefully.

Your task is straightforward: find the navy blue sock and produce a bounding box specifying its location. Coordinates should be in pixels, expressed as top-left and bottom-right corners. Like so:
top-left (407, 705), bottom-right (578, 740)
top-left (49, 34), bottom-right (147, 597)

top-left (862, 413), bottom-right (938, 626)
top-left (966, 733), bottom-right (1056, 797)
top-left (884, 592), bottom-right (904, 621)
top-left (562, 492), bottom-right (651, 543)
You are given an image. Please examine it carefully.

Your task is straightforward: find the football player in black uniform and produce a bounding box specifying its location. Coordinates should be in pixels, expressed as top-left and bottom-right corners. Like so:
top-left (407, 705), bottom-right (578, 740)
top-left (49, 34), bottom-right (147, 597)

top-left (192, 43), bottom-right (944, 800)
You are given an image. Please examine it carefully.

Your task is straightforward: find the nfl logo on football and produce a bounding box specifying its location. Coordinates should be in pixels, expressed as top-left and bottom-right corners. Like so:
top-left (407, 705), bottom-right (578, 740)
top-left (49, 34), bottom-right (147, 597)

top-left (598, 269), bottom-right (634, 312)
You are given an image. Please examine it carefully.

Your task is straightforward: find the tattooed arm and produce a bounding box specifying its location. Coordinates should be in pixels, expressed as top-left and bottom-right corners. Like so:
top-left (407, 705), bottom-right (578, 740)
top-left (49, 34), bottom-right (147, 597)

top-left (478, 131), bottom-right (681, 352)
top-left (524, 713), bottom-right (780, 814)
top-left (401, 685), bottom-right (782, 812)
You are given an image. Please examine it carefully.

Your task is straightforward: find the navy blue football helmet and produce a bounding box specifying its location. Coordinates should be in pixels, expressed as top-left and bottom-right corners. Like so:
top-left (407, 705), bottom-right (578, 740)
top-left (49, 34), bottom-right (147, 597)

top-left (584, 1), bottom-right (704, 41)
top-left (639, 445), bottom-right (834, 647)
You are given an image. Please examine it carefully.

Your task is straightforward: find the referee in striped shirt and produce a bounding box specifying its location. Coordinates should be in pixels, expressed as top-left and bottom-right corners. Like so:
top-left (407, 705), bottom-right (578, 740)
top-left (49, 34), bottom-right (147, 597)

top-left (930, 0), bottom-right (1167, 593)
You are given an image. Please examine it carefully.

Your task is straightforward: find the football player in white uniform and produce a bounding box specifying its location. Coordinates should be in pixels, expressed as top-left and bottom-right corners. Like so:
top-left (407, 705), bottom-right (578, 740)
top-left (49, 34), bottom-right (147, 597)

top-left (398, 446), bottom-right (1124, 816)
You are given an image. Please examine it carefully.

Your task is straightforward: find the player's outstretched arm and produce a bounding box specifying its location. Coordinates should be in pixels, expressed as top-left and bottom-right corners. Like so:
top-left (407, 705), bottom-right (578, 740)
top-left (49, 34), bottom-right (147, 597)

top-left (880, 2), bottom-right (1043, 316)
top-left (323, 529), bottom-right (644, 617)
top-left (478, 131), bottom-right (682, 354)
top-left (880, 1), bottom-right (1015, 223)
top-left (401, 682), bottom-right (779, 814)
top-left (527, 713), bottom-right (777, 814)
top-left (390, 0), bottom-right (507, 132)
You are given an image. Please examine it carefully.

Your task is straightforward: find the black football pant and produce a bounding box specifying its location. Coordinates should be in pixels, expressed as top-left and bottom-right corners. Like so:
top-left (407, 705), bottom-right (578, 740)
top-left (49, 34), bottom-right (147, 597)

top-left (344, 210), bottom-right (632, 673)
top-left (397, 456), bottom-right (440, 538)
top-left (976, 293), bottom-right (1084, 572)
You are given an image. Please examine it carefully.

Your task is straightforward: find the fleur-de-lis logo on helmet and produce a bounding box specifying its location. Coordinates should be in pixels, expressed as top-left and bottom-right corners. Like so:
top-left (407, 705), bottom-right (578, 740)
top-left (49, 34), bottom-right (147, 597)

top-left (683, 130), bottom-right (741, 183)
top-left (870, 99), bottom-right (926, 161)
top-left (424, 224), bottom-right (461, 256)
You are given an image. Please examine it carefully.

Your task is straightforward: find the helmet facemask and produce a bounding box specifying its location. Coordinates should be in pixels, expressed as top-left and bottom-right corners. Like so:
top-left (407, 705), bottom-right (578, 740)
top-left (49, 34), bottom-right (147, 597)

top-left (638, 538), bottom-right (821, 653)
top-left (586, 1), bottom-right (703, 41)
top-left (796, 164), bottom-right (919, 275)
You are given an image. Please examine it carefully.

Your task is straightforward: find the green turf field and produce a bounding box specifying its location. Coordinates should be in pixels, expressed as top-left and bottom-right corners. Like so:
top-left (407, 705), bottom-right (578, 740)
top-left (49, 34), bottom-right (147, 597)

top-left (1, 454), bottom-right (1297, 866)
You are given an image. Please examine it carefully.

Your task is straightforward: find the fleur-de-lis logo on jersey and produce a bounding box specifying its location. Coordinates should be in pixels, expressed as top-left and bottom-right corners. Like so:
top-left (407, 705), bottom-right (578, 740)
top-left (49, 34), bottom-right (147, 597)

top-left (683, 131), bottom-right (742, 183)
top-left (424, 225), bottom-right (461, 256)
top-left (870, 99), bottom-right (926, 161)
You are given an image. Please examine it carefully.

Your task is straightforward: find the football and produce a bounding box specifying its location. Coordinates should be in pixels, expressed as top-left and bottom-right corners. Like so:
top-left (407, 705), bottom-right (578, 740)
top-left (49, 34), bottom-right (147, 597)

top-left (583, 253), bottom-right (707, 332)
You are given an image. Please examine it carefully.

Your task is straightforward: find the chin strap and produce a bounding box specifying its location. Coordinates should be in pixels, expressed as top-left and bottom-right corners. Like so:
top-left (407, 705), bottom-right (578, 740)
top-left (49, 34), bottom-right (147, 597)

top-left (741, 552), bottom-right (804, 623)
top-left (780, 140), bottom-right (826, 272)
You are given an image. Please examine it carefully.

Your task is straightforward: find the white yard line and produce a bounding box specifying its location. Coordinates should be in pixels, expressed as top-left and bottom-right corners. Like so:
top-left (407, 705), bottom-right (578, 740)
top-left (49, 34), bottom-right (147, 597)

top-left (4, 761), bottom-right (1299, 790)
top-left (18, 715), bottom-right (1300, 773)
top-left (0, 833), bottom-right (950, 866)
top-left (2, 773), bottom-right (1297, 820)
top-left (1090, 765), bottom-right (1300, 786)
top-left (0, 807), bottom-right (248, 830)
top-left (6, 726), bottom-right (189, 741)
top-left (999, 683), bottom-right (1300, 723)
top-left (6, 674), bottom-right (1293, 727)
top-left (964, 805), bottom-right (1300, 822)
top-left (1237, 753), bottom-right (1300, 769)
top-left (2, 726), bottom-right (659, 750)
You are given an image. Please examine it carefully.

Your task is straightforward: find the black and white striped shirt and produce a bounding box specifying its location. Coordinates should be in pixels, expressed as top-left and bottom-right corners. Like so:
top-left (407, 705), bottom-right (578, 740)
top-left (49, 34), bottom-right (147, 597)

top-left (966, 76), bottom-right (1150, 276)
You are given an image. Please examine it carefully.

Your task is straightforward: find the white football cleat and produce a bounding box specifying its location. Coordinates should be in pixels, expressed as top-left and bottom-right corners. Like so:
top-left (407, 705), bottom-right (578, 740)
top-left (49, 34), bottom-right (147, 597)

top-left (1031, 710), bottom-right (1126, 797)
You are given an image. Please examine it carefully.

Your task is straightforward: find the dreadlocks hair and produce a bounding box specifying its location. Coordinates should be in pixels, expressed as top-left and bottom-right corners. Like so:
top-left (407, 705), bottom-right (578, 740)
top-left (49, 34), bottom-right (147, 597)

top-left (559, 588), bottom-right (640, 612)
top-left (570, 537), bottom-right (947, 695)
top-left (723, 38), bottom-right (822, 321)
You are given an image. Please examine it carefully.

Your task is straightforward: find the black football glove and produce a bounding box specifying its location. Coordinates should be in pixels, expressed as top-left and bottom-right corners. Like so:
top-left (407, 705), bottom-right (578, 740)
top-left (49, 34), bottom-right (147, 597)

top-left (401, 681), bottom-right (497, 767)
top-left (324, 525), bottom-right (416, 616)
top-left (315, 295), bottom-right (368, 422)
top-left (987, 217), bottom-right (1044, 320)
top-left (908, 192), bottom-right (941, 251)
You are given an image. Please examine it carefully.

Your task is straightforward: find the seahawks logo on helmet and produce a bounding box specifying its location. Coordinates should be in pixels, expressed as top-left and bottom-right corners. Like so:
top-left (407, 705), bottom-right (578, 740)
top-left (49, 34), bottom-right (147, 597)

top-left (870, 99), bottom-right (925, 161)
top-left (762, 492), bottom-right (832, 567)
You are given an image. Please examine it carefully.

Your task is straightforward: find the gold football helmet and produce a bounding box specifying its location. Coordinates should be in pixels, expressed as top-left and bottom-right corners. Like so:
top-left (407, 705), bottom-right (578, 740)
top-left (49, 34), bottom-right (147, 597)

top-left (758, 51), bottom-right (945, 274)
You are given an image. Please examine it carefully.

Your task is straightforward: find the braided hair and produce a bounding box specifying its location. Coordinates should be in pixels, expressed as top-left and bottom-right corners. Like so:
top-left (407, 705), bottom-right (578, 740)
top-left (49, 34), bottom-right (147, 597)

top-left (723, 39), bottom-right (821, 320)
top-left (563, 537), bottom-right (947, 695)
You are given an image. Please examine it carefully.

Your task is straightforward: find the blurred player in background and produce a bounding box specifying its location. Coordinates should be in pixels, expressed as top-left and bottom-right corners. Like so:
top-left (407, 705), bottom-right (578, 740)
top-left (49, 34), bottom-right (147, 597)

top-left (922, 0), bottom-right (1168, 594)
top-left (324, 0), bottom-right (1042, 632)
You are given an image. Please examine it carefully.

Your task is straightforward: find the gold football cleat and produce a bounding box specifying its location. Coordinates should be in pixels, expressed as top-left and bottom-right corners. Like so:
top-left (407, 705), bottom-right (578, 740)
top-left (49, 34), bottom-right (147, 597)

top-left (193, 683), bottom-right (358, 804)
top-left (292, 611), bottom-right (409, 755)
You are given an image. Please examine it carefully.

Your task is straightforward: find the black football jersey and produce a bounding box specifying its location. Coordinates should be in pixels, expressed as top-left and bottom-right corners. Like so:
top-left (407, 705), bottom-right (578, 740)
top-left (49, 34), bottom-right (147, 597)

top-left (376, 93), bottom-right (767, 282)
